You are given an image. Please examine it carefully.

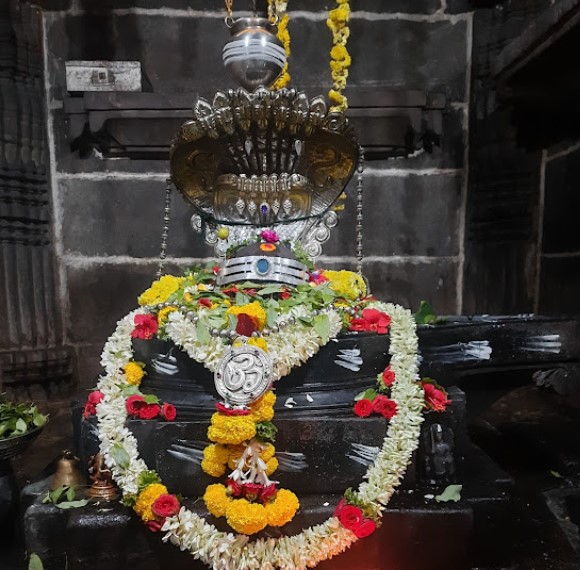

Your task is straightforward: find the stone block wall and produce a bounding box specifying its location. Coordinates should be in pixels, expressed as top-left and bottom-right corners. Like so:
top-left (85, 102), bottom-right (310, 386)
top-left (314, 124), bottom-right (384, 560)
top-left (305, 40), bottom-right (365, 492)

top-left (39, 1), bottom-right (473, 390)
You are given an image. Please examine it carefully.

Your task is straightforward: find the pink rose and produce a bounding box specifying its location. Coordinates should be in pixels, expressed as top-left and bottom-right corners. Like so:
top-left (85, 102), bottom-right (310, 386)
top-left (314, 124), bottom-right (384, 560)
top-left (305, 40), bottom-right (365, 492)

top-left (260, 229), bottom-right (279, 243)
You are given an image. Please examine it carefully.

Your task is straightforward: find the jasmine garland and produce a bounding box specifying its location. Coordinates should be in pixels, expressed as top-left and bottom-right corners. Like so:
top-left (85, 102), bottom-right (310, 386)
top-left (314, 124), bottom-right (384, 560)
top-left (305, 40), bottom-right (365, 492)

top-left (95, 297), bottom-right (424, 569)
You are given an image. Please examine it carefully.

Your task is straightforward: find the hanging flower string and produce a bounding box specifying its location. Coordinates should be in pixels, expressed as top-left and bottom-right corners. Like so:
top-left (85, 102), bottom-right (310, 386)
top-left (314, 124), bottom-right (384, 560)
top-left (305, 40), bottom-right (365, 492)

top-left (269, 0), bottom-right (291, 89)
top-left (327, 0), bottom-right (351, 112)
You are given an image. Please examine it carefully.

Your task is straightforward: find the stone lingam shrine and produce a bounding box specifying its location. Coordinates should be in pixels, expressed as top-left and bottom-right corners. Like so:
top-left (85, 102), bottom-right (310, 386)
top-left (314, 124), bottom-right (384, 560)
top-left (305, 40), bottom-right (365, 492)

top-left (1, 1), bottom-right (580, 570)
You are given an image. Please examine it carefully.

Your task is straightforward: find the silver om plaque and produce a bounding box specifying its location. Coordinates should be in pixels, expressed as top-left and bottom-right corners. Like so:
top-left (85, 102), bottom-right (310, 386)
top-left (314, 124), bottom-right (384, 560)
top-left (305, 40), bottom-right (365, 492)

top-left (214, 345), bottom-right (273, 406)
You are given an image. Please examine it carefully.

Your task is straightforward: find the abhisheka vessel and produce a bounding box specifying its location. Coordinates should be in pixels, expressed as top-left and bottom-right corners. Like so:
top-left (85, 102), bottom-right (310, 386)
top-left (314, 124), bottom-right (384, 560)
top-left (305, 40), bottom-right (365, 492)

top-left (83, 2), bottom-right (443, 568)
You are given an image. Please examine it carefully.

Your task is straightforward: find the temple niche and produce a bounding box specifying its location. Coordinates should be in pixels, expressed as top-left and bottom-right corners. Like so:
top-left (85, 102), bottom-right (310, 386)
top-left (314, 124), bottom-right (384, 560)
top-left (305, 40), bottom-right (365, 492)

top-left (1, 1), bottom-right (580, 569)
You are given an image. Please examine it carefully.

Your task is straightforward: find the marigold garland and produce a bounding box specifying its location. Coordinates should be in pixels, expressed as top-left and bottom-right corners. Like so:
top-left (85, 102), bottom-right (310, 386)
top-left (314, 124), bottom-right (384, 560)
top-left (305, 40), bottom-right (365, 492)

top-left (327, 0), bottom-right (351, 112)
top-left (123, 361), bottom-right (145, 386)
top-left (267, 0), bottom-right (291, 90)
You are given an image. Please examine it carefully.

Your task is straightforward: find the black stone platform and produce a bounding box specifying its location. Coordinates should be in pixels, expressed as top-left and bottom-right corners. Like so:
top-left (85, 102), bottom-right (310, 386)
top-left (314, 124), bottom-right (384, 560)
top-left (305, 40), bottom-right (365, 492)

top-left (19, 315), bottom-right (580, 569)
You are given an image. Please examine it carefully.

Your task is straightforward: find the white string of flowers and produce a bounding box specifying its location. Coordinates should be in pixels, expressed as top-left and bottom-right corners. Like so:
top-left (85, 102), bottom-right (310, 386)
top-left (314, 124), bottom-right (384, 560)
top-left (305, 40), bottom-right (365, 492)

top-left (95, 301), bottom-right (424, 569)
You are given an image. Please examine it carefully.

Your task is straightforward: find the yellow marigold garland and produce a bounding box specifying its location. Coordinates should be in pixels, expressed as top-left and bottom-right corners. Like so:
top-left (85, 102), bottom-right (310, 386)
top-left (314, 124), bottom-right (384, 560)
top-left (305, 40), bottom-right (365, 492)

top-left (327, 0), bottom-right (351, 112)
top-left (137, 275), bottom-right (184, 307)
top-left (123, 361), bottom-right (145, 386)
top-left (226, 499), bottom-right (269, 535)
top-left (134, 483), bottom-right (168, 522)
top-left (323, 270), bottom-right (366, 300)
top-left (268, 0), bottom-right (290, 89)
top-left (203, 483), bottom-right (232, 518)
top-left (264, 488), bottom-right (300, 527)
top-left (207, 413), bottom-right (257, 445)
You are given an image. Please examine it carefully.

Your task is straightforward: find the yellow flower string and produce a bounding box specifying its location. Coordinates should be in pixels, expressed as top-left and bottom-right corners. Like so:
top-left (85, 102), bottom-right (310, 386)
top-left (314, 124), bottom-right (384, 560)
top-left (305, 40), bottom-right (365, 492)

top-left (268, 0), bottom-right (291, 89)
top-left (327, 0), bottom-right (351, 112)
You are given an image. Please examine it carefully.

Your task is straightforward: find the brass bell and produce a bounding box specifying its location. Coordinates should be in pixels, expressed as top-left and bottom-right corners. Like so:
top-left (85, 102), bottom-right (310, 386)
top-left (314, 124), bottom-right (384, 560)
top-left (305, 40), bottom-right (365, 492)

top-left (50, 450), bottom-right (85, 491)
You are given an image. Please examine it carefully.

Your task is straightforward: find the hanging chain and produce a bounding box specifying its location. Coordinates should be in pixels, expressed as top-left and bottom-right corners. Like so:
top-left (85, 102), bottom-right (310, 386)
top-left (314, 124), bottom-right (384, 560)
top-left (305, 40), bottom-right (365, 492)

top-left (157, 177), bottom-right (173, 279)
top-left (224, 0), bottom-right (234, 26)
top-left (356, 146), bottom-right (365, 276)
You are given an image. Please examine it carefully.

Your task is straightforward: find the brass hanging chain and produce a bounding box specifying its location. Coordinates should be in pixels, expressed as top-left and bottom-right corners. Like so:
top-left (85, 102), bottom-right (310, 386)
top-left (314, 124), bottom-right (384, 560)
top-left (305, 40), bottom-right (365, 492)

top-left (157, 178), bottom-right (173, 279)
top-left (224, 0), bottom-right (234, 27)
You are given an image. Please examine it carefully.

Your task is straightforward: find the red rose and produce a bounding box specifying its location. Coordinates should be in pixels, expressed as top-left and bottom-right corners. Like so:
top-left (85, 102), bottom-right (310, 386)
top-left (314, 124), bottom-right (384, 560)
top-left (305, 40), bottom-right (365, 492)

top-left (215, 402), bottom-right (250, 416)
top-left (334, 498), bottom-right (346, 517)
top-left (87, 391), bottom-right (104, 405)
top-left (353, 399), bottom-right (373, 418)
top-left (423, 383), bottom-right (451, 412)
top-left (259, 483), bottom-right (278, 504)
top-left (361, 308), bottom-right (391, 334)
top-left (212, 265), bottom-right (220, 275)
top-left (227, 479), bottom-right (243, 497)
top-left (152, 493), bottom-right (180, 518)
top-left (222, 286), bottom-right (238, 296)
top-left (372, 395), bottom-right (398, 420)
top-left (235, 313), bottom-right (257, 337)
top-left (198, 297), bottom-right (212, 308)
top-left (382, 366), bottom-right (396, 387)
top-left (131, 314), bottom-right (159, 340)
top-left (242, 483), bottom-right (263, 501)
top-left (338, 505), bottom-right (364, 531)
top-left (126, 395), bottom-right (146, 416)
top-left (279, 290), bottom-right (291, 300)
top-left (138, 403), bottom-right (160, 420)
top-left (244, 288), bottom-right (258, 297)
top-left (145, 518), bottom-right (165, 532)
top-left (161, 403), bottom-right (177, 421)
top-left (82, 403), bottom-right (96, 419)
top-left (353, 518), bottom-right (376, 538)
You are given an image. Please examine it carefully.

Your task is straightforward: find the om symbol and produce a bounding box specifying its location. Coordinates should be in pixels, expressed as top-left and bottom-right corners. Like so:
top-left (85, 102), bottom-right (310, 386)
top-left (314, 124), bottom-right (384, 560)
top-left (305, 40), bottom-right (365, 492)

top-left (214, 345), bottom-right (273, 406)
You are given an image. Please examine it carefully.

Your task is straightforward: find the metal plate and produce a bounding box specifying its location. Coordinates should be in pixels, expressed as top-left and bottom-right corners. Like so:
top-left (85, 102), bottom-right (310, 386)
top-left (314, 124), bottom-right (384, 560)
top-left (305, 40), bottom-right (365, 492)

top-left (214, 345), bottom-right (273, 406)
top-left (65, 61), bottom-right (142, 92)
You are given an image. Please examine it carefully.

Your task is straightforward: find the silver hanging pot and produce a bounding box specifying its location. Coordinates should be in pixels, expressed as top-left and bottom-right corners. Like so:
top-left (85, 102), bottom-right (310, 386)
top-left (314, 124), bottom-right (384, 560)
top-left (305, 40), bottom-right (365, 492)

top-left (222, 17), bottom-right (286, 91)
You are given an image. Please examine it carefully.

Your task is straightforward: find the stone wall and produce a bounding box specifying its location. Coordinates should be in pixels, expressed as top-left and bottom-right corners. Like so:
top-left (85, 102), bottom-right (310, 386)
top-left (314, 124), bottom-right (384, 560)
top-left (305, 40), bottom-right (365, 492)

top-left (39, 1), bottom-right (473, 390)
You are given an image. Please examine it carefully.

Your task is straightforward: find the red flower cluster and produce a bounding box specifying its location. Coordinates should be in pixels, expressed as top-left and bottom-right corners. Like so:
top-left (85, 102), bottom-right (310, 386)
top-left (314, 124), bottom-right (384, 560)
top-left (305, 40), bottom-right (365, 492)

top-left (83, 390), bottom-right (104, 419)
top-left (353, 395), bottom-right (397, 420)
top-left (215, 402), bottom-right (250, 416)
top-left (349, 308), bottom-right (391, 334)
top-left (131, 314), bottom-right (159, 340)
top-left (422, 382), bottom-right (451, 412)
top-left (334, 500), bottom-right (377, 539)
top-left (147, 493), bottom-right (181, 532)
top-left (227, 479), bottom-right (277, 504)
top-left (126, 395), bottom-right (176, 421)
top-left (198, 297), bottom-right (212, 308)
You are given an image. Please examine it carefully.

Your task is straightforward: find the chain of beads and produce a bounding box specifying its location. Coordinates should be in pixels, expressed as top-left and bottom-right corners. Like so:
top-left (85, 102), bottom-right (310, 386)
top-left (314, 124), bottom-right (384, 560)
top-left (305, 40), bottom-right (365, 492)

top-left (156, 178), bottom-right (173, 279)
top-left (356, 146), bottom-right (365, 276)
